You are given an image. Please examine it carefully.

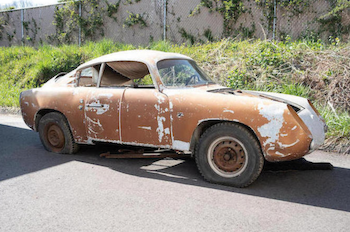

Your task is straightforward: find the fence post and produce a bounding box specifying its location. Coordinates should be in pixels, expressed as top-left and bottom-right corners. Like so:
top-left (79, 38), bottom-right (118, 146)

top-left (163, 0), bottom-right (166, 41)
top-left (21, 8), bottom-right (24, 45)
top-left (272, 0), bottom-right (277, 40)
top-left (78, 1), bottom-right (82, 46)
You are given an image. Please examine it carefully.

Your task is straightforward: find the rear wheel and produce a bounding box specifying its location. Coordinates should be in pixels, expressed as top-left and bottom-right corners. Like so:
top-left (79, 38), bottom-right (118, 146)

top-left (195, 123), bottom-right (263, 187)
top-left (38, 112), bottom-right (79, 154)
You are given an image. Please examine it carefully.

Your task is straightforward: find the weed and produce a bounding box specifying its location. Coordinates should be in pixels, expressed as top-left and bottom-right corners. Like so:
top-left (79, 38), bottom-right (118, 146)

top-left (123, 11), bottom-right (147, 28)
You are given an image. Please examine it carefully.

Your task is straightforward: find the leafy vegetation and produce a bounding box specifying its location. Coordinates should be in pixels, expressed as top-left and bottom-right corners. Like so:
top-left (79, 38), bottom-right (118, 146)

top-left (0, 38), bottom-right (349, 152)
top-left (123, 11), bottom-right (147, 28)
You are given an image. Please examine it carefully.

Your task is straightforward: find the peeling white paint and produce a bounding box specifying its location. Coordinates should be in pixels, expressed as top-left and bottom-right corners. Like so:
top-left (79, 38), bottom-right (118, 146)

top-left (158, 83), bottom-right (165, 93)
top-left (257, 103), bottom-right (285, 147)
top-left (88, 127), bottom-right (99, 134)
top-left (223, 109), bottom-right (235, 114)
top-left (253, 90), bottom-right (326, 149)
top-left (291, 126), bottom-right (297, 130)
top-left (277, 139), bottom-right (300, 149)
top-left (154, 104), bottom-right (160, 111)
top-left (164, 128), bottom-right (170, 135)
top-left (96, 104), bottom-right (109, 115)
top-left (153, 91), bottom-right (166, 104)
top-left (172, 140), bottom-right (190, 151)
top-left (98, 93), bottom-right (113, 99)
top-left (139, 126), bottom-right (152, 130)
top-left (85, 137), bottom-right (94, 144)
top-left (170, 114), bottom-right (174, 142)
top-left (156, 116), bottom-right (166, 142)
top-left (275, 151), bottom-right (287, 157)
top-left (86, 117), bottom-right (104, 134)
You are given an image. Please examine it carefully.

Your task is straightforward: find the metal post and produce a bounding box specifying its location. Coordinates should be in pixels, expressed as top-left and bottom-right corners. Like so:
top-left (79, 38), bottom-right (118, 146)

top-left (272, 0), bottom-right (276, 40)
top-left (163, 0), bottom-right (166, 41)
top-left (78, 1), bottom-right (82, 46)
top-left (21, 8), bottom-right (24, 44)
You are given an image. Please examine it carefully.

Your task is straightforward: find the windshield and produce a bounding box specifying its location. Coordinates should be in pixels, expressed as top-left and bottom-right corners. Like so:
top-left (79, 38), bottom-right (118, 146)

top-left (157, 59), bottom-right (215, 87)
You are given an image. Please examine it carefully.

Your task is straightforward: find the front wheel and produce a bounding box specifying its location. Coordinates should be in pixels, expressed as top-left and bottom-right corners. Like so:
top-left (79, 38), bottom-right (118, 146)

top-left (38, 112), bottom-right (79, 154)
top-left (195, 123), bottom-right (264, 187)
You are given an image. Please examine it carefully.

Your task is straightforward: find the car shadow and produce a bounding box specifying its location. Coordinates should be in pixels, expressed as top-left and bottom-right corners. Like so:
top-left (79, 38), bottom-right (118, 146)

top-left (1, 124), bottom-right (350, 213)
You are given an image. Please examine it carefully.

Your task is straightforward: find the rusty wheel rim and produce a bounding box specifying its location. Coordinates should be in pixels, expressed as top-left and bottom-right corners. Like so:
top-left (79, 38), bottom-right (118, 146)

top-left (208, 136), bottom-right (248, 178)
top-left (46, 123), bottom-right (65, 152)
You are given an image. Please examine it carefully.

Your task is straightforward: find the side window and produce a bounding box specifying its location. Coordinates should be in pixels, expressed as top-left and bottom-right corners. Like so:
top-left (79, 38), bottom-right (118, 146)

top-left (78, 66), bottom-right (99, 87)
top-left (100, 64), bottom-right (133, 87)
top-left (100, 61), bottom-right (153, 88)
top-left (134, 74), bottom-right (154, 88)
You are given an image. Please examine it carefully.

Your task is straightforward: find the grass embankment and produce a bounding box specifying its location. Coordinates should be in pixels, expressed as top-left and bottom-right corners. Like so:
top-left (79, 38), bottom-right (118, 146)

top-left (0, 39), bottom-right (349, 152)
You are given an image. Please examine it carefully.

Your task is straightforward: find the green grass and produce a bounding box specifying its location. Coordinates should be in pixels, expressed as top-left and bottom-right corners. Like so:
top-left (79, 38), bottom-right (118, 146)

top-left (0, 82), bottom-right (22, 107)
top-left (1, 38), bottom-right (349, 150)
top-left (319, 106), bottom-right (350, 138)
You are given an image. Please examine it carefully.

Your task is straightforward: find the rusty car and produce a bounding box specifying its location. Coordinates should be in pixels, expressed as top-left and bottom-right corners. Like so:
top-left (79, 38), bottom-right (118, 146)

top-left (20, 50), bottom-right (327, 187)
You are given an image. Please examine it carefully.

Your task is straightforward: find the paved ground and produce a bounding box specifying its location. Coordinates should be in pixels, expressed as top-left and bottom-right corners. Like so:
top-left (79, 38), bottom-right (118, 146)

top-left (0, 114), bottom-right (349, 232)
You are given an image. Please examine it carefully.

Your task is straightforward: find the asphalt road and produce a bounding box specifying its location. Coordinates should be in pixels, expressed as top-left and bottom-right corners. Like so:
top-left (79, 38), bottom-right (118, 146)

top-left (0, 114), bottom-right (349, 232)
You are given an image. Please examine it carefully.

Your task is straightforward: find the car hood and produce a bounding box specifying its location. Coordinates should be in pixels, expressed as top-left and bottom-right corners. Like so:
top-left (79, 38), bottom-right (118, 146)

top-left (209, 88), bottom-right (306, 112)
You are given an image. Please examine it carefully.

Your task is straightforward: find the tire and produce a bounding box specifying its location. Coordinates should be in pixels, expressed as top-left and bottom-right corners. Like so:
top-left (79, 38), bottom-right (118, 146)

top-left (195, 123), bottom-right (264, 187)
top-left (38, 112), bottom-right (79, 154)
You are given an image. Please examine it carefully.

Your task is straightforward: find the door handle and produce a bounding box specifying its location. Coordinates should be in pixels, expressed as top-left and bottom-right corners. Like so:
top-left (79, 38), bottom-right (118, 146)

top-left (86, 104), bottom-right (104, 108)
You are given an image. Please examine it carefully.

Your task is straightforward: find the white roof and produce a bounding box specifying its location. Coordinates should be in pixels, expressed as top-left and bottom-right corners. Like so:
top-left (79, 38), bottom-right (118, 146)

top-left (77, 50), bottom-right (192, 70)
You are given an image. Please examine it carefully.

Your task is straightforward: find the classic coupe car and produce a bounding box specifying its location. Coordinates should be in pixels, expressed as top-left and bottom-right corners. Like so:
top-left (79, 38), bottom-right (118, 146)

top-left (20, 50), bottom-right (327, 187)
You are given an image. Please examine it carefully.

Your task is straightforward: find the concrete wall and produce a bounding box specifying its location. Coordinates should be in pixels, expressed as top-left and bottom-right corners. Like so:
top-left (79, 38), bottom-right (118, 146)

top-left (103, 0), bottom-right (164, 45)
top-left (0, 0), bottom-right (347, 47)
top-left (0, 4), bottom-right (57, 46)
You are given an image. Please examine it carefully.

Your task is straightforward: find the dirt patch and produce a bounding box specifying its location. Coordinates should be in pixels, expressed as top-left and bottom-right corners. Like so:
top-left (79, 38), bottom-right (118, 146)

top-left (0, 106), bottom-right (21, 115)
top-left (321, 137), bottom-right (350, 155)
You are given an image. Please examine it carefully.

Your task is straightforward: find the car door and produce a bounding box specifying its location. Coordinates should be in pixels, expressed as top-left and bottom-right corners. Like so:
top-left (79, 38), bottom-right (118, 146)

top-left (120, 88), bottom-right (172, 147)
top-left (83, 64), bottom-right (124, 142)
top-left (84, 88), bottom-right (124, 142)
top-left (83, 61), bottom-right (172, 148)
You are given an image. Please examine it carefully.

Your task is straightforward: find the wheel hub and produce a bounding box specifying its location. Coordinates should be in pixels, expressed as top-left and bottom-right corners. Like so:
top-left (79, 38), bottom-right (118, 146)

top-left (47, 124), bottom-right (64, 149)
top-left (223, 153), bottom-right (232, 161)
top-left (213, 140), bottom-right (246, 173)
